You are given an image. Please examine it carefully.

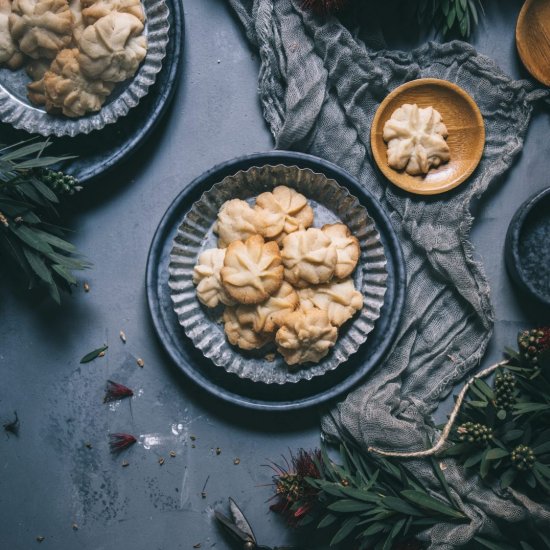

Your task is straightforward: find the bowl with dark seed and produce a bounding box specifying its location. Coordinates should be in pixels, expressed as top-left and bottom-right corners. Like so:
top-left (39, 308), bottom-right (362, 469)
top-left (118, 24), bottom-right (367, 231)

top-left (505, 187), bottom-right (550, 306)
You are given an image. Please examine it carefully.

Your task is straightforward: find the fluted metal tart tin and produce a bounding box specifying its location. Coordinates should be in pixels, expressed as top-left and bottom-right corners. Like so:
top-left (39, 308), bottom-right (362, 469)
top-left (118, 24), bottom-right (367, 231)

top-left (0, 0), bottom-right (169, 137)
top-left (168, 164), bottom-right (388, 385)
top-left (146, 152), bottom-right (406, 411)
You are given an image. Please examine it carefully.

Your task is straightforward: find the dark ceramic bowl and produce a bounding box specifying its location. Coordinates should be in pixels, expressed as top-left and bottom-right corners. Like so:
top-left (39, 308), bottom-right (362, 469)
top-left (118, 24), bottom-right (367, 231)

top-left (505, 187), bottom-right (550, 307)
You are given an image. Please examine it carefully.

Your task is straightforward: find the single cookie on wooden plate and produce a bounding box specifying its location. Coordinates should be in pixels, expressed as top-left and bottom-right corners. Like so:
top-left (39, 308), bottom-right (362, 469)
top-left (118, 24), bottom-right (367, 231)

top-left (192, 248), bottom-right (236, 308)
top-left (221, 234), bottom-right (283, 305)
top-left (281, 227), bottom-right (337, 288)
top-left (321, 223), bottom-right (360, 279)
top-left (236, 281), bottom-right (299, 334)
top-left (255, 185), bottom-right (314, 244)
top-left (298, 278), bottom-right (363, 327)
top-left (214, 199), bottom-right (261, 248)
top-left (275, 309), bottom-right (338, 366)
top-left (223, 306), bottom-right (273, 351)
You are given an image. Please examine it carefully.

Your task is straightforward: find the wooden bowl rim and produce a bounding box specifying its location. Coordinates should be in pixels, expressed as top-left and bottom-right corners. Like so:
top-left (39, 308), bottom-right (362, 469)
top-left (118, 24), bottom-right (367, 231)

top-left (370, 78), bottom-right (485, 196)
top-left (516, 0), bottom-right (550, 87)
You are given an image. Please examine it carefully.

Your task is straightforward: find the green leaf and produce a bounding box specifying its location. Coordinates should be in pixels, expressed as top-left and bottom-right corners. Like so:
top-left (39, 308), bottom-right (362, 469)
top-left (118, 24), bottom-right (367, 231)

top-left (32, 228), bottom-right (76, 253)
top-left (500, 467), bottom-right (516, 489)
top-left (317, 513), bottom-right (337, 529)
top-left (534, 462), bottom-right (550, 478)
top-left (11, 224), bottom-right (54, 254)
top-left (513, 403), bottom-right (550, 414)
top-left (474, 379), bottom-right (495, 400)
top-left (330, 515), bottom-right (360, 546)
top-left (480, 449), bottom-right (490, 478)
top-left (469, 400), bottom-right (489, 408)
top-left (430, 457), bottom-right (457, 509)
top-left (464, 451), bottom-right (484, 468)
top-left (80, 345), bottom-right (108, 364)
top-left (520, 542), bottom-right (536, 550)
top-left (340, 486), bottom-right (379, 503)
top-left (533, 441), bottom-right (550, 455)
top-left (30, 177), bottom-right (59, 203)
top-left (444, 442), bottom-right (474, 456)
top-left (502, 429), bottom-right (523, 443)
top-left (447, 6), bottom-right (456, 28)
top-left (328, 499), bottom-right (372, 513)
top-left (22, 248), bottom-right (52, 284)
top-left (382, 496), bottom-right (424, 516)
top-left (469, 0), bottom-right (479, 25)
top-left (0, 141), bottom-right (50, 162)
top-left (474, 536), bottom-right (512, 550)
top-left (400, 490), bottom-right (464, 519)
top-left (52, 264), bottom-right (77, 286)
top-left (486, 448), bottom-right (509, 460)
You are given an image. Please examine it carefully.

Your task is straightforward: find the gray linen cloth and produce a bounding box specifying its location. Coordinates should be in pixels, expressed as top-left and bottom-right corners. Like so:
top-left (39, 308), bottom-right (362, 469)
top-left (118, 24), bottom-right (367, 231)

top-left (227, 0), bottom-right (550, 546)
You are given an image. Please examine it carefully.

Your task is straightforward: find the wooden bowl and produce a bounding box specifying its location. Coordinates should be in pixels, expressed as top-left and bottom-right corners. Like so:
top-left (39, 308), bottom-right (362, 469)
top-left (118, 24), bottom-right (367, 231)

top-left (516, 0), bottom-right (550, 87)
top-left (371, 79), bottom-right (485, 196)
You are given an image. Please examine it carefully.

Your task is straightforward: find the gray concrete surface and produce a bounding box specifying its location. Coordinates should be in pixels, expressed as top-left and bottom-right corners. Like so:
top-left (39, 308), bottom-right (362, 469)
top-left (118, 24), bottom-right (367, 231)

top-left (1, 0), bottom-right (549, 548)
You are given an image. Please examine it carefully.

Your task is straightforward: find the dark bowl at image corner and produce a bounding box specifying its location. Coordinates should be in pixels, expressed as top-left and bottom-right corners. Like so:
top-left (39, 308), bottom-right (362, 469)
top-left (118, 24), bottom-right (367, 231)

top-left (505, 186), bottom-right (550, 307)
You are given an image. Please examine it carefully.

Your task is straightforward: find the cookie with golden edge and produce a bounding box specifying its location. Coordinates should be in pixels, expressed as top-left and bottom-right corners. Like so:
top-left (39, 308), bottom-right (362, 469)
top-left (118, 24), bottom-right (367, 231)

top-left (281, 227), bottom-right (337, 288)
top-left (193, 248), bottom-right (236, 308)
top-left (43, 48), bottom-right (114, 117)
top-left (321, 223), bottom-right (360, 279)
top-left (223, 306), bottom-right (273, 351)
top-left (221, 234), bottom-right (283, 305)
top-left (0, 0), bottom-right (25, 69)
top-left (236, 281), bottom-right (298, 334)
top-left (214, 199), bottom-right (261, 249)
top-left (275, 309), bottom-right (338, 366)
top-left (10, 0), bottom-right (74, 59)
top-left (81, 0), bottom-right (145, 25)
top-left (298, 278), bottom-right (363, 327)
top-left (255, 185), bottom-right (314, 244)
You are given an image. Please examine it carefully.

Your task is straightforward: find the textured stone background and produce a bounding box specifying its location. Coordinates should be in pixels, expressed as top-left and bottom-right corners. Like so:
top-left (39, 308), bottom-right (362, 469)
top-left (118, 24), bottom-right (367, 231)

top-left (1, 0), bottom-right (549, 548)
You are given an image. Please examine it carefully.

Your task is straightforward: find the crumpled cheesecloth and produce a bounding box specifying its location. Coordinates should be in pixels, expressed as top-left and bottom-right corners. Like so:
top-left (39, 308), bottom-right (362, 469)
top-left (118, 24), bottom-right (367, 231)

top-left (227, 0), bottom-right (550, 546)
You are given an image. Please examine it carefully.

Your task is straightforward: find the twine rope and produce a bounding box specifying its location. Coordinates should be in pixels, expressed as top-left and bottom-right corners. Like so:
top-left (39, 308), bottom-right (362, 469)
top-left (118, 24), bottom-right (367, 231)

top-left (368, 360), bottom-right (510, 458)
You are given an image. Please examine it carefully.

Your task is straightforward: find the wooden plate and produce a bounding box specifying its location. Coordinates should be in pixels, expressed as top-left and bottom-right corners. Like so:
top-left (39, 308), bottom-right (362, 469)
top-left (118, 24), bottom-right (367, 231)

top-left (371, 78), bottom-right (485, 196)
top-left (516, 0), bottom-right (550, 87)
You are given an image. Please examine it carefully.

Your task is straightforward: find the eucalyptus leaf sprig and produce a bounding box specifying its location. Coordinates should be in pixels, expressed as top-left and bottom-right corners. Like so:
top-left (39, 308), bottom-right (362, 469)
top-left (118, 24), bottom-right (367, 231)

top-left (416, 0), bottom-right (483, 39)
top-left (444, 327), bottom-right (550, 495)
top-left (0, 140), bottom-right (89, 303)
top-left (270, 440), bottom-right (465, 549)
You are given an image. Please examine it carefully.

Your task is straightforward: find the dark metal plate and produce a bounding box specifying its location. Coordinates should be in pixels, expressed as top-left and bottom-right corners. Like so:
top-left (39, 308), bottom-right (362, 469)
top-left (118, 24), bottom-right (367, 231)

top-left (0, 0), bottom-right (184, 185)
top-left (146, 152), bottom-right (407, 411)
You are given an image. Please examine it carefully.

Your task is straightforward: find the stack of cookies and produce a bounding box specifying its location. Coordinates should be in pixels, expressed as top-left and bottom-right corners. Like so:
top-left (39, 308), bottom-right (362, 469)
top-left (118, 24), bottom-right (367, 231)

top-left (192, 185), bottom-right (364, 367)
top-left (0, 0), bottom-right (147, 117)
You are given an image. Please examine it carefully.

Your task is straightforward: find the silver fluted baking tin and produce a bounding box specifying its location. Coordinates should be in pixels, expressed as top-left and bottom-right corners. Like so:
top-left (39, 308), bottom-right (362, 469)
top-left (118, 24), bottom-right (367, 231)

top-left (168, 165), bottom-right (388, 385)
top-left (0, 0), bottom-right (169, 137)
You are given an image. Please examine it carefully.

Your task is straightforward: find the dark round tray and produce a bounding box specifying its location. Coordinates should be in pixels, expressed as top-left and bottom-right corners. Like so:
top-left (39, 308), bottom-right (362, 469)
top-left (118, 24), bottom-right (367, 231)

top-left (505, 186), bottom-right (550, 307)
top-left (0, 0), bottom-right (184, 185)
top-left (146, 152), bottom-right (407, 411)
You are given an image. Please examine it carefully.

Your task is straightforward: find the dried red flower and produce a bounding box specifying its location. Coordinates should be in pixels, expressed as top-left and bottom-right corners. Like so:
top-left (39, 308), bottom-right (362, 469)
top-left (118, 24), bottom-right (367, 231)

top-left (103, 380), bottom-right (134, 403)
top-left (109, 433), bottom-right (137, 453)
top-left (269, 449), bottom-right (322, 526)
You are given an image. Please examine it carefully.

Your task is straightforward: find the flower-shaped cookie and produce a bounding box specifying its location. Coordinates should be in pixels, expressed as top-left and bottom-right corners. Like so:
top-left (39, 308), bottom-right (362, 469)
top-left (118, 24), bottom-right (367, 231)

top-left (192, 248), bottom-right (236, 308)
top-left (321, 223), bottom-right (360, 279)
top-left (298, 278), bottom-right (363, 327)
top-left (255, 185), bottom-right (314, 244)
top-left (236, 281), bottom-right (298, 334)
top-left (281, 228), bottom-right (337, 288)
top-left (383, 103), bottom-right (450, 176)
top-left (276, 309), bottom-right (338, 365)
top-left (43, 48), bottom-right (114, 117)
top-left (69, 0), bottom-right (84, 44)
top-left (0, 0), bottom-right (24, 69)
top-left (221, 234), bottom-right (283, 304)
top-left (214, 199), bottom-right (261, 249)
top-left (81, 0), bottom-right (145, 25)
top-left (223, 306), bottom-right (273, 351)
top-left (10, 0), bottom-right (74, 59)
top-left (78, 12), bottom-right (147, 82)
